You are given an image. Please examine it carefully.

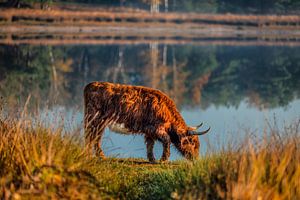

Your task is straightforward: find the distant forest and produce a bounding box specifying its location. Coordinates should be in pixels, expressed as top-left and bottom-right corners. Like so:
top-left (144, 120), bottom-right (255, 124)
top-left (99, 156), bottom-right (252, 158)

top-left (1, 0), bottom-right (300, 14)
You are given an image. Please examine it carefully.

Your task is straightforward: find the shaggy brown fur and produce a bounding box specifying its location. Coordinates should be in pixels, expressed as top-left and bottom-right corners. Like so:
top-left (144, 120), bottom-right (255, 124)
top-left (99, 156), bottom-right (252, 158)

top-left (84, 81), bottom-right (209, 162)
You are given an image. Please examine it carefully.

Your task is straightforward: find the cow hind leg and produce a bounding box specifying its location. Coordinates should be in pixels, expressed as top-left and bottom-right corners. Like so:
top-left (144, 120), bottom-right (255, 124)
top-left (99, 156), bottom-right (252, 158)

top-left (93, 128), bottom-right (105, 159)
top-left (84, 126), bottom-right (95, 156)
top-left (85, 126), bottom-right (106, 159)
top-left (93, 117), bottom-right (117, 159)
top-left (145, 136), bottom-right (155, 163)
top-left (84, 116), bottom-right (107, 159)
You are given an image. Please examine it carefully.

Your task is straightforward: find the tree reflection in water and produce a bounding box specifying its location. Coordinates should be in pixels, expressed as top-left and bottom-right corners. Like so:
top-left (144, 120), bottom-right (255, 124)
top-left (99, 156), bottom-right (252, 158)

top-left (0, 44), bottom-right (299, 112)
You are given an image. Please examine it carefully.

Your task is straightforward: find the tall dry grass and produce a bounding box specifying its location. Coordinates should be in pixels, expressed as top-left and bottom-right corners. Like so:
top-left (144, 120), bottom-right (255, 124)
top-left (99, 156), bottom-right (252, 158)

top-left (170, 120), bottom-right (300, 200)
top-left (0, 112), bottom-right (299, 199)
top-left (0, 116), bottom-right (104, 199)
top-left (229, 121), bottom-right (300, 200)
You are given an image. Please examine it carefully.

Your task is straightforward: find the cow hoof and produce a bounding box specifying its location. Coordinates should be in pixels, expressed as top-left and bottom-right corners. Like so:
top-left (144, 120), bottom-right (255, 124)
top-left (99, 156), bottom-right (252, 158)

top-left (98, 155), bottom-right (106, 160)
top-left (149, 160), bottom-right (157, 164)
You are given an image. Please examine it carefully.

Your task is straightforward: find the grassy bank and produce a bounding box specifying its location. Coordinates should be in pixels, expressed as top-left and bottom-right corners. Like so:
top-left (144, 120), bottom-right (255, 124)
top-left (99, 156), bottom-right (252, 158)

top-left (0, 117), bottom-right (299, 199)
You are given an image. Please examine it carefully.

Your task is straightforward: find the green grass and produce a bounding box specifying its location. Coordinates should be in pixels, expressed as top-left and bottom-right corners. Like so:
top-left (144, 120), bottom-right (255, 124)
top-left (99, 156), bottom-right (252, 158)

top-left (0, 117), bottom-right (299, 199)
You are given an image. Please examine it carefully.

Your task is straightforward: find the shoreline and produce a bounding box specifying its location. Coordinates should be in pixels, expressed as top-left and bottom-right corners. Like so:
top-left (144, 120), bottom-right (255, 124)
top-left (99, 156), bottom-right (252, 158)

top-left (1, 25), bottom-right (300, 46)
top-left (1, 9), bottom-right (299, 46)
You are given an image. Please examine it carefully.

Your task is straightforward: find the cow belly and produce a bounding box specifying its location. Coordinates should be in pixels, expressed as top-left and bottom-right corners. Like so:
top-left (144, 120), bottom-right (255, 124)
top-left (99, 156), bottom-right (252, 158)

top-left (108, 122), bottom-right (133, 135)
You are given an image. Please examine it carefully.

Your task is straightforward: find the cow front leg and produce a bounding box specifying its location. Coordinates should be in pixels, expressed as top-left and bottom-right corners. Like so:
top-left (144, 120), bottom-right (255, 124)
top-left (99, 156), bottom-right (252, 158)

top-left (159, 136), bottom-right (171, 162)
top-left (145, 137), bottom-right (155, 163)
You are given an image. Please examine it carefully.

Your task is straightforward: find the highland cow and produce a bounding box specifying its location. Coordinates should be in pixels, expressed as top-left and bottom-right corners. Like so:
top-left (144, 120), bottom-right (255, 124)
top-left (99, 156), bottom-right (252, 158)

top-left (84, 82), bottom-right (210, 162)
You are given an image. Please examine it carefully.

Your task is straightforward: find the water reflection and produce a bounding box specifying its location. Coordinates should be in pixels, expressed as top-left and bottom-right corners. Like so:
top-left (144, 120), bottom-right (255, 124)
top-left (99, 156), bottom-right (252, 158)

top-left (0, 43), bottom-right (299, 159)
top-left (1, 44), bottom-right (299, 109)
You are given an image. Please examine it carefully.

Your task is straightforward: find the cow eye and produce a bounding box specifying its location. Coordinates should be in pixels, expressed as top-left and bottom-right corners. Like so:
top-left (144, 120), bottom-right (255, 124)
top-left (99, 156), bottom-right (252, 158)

top-left (192, 138), bottom-right (197, 144)
top-left (182, 139), bottom-right (189, 145)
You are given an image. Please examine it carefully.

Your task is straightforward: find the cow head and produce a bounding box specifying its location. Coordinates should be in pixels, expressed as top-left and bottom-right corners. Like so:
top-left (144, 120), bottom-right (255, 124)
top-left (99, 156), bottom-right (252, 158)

top-left (177, 123), bottom-right (210, 160)
top-left (180, 135), bottom-right (200, 160)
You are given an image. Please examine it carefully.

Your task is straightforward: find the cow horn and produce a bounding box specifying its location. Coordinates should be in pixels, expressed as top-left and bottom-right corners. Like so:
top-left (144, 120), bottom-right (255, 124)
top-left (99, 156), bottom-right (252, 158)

top-left (193, 127), bottom-right (210, 135)
top-left (190, 122), bottom-right (203, 131)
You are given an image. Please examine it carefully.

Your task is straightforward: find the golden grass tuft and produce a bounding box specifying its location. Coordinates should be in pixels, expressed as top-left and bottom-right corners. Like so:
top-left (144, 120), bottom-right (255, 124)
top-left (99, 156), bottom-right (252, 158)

top-left (0, 115), bottom-right (299, 199)
top-left (229, 122), bottom-right (300, 200)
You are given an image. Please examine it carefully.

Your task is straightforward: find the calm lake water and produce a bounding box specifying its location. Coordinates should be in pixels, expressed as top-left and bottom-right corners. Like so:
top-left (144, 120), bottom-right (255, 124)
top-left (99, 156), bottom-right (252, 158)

top-left (0, 43), bottom-right (299, 160)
